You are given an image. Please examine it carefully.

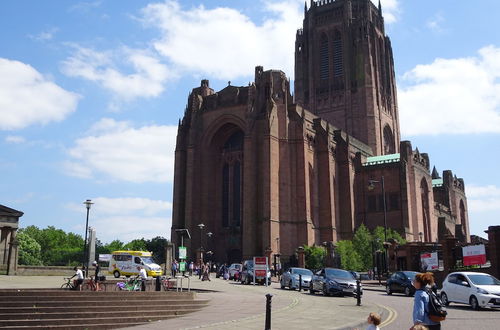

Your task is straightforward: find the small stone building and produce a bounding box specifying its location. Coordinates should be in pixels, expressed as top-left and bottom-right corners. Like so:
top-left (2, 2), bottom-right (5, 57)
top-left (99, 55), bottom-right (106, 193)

top-left (0, 204), bottom-right (23, 275)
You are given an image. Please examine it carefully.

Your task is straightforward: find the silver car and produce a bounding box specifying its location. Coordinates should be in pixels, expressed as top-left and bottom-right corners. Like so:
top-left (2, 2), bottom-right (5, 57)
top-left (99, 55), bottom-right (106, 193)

top-left (281, 267), bottom-right (313, 290)
top-left (228, 263), bottom-right (242, 279)
top-left (310, 268), bottom-right (362, 296)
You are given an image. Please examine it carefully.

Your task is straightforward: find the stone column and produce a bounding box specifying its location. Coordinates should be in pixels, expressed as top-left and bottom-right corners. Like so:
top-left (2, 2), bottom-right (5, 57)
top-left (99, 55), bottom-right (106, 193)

top-left (0, 227), bottom-right (9, 265)
top-left (486, 226), bottom-right (500, 280)
top-left (7, 229), bottom-right (18, 275)
top-left (297, 247), bottom-right (305, 268)
top-left (165, 242), bottom-right (174, 277)
top-left (265, 247), bottom-right (273, 267)
top-left (325, 241), bottom-right (336, 267)
top-left (196, 247), bottom-right (205, 266)
top-left (440, 235), bottom-right (458, 273)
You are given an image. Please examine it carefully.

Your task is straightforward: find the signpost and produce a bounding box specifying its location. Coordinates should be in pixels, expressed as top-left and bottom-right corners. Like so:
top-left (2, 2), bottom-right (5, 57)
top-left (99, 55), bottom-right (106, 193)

top-left (463, 244), bottom-right (487, 266)
top-left (420, 252), bottom-right (439, 271)
top-left (179, 246), bottom-right (187, 260)
top-left (254, 256), bottom-right (268, 287)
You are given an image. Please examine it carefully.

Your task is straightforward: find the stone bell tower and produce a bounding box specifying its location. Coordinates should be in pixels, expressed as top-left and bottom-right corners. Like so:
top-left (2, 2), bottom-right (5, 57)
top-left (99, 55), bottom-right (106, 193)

top-left (295, 0), bottom-right (400, 156)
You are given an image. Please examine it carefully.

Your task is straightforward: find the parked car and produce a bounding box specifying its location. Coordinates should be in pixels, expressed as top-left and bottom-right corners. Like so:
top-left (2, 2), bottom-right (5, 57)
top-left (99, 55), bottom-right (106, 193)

top-left (310, 268), bottom-right (362, 296)
top-left (228, 263), bottom-right (242, 280)
top-left (240, 260), bottom-right (271, 285)
top-left (440, 272), bottom-right (500, 310)
top-left (280, 267), bottom-right (313, 290)
top-left (386, 271), bottom-right (418, 296)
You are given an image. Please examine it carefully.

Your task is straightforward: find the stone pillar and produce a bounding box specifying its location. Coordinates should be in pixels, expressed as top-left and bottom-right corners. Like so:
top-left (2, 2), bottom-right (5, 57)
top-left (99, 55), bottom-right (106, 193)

top-left (0, 227), bottom-right (9, 265)
top-left (7, 229), bottom-right (18, 275)
top-left (297, 247), bottom-right (305, 268)
top-left (486, 226), bottom-right (500, 279)
top-left (165, 242), bottom-right (174, 277)
top-left (265, 247), bottom-right (273, 267)
top-left (440, 235), bottom-right (457, 272)
top-left (325, 241), bottom-right (336, 267)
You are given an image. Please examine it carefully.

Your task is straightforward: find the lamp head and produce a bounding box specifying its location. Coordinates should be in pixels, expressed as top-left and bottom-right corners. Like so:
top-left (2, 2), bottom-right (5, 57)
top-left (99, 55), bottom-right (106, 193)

top-left (83, 199), bottom-right (94, 210)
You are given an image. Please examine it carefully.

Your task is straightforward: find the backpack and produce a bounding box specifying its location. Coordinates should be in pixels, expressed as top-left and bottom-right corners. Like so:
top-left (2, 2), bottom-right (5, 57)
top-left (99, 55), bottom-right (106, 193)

top-left (426, 288), bottom-right (447, 322)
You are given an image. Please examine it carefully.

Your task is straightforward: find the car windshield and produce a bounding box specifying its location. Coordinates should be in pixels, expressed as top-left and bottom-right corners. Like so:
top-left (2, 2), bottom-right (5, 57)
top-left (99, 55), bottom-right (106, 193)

top-left (325, 269), bottom-right (354, 279)
top-left (403, 271), bottom-right (418, 280)
top-left (141, 257), bottom-right (154, 264)
top-left (468, 274), bottom-right (500, 286)
top-left (292, 268), bottom-right (313, 276)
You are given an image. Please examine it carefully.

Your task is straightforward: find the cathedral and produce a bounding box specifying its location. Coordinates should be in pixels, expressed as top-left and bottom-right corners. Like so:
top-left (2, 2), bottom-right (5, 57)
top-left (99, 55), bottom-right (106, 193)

top-left (171, 0), bottom-right (470, 264)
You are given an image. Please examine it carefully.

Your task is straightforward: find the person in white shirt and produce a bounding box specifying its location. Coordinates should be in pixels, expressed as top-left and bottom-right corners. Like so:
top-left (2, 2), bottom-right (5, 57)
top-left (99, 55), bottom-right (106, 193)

top-left (71, 266), bottom-right (84, 291)
top-left (137, 266), bottom-right (148, 291)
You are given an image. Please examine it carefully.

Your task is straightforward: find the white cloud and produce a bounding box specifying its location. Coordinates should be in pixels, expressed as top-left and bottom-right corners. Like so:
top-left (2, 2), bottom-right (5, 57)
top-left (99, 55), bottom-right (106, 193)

top-left (5, 135), bottom-right (26, 144)
top-left (64, 118), bottom-right (177, 183)
top-left (467, 184), bottom-right (500, 212)
top-left (140, 0), bottom-right (303, 80)
top-left (67, 197), bottom-right (171, 243)
top-left (426, 13), bottom-right (445, 33)
top-left (29, 28), bottom-right (58, 41)
top-left (61, 46), bottom-right (171, 104)
top-left (372, 0), bottom-right (399, 24)
top-left (399, 45), bottom-right (500, 136)
top-left (0, 58), bottom-right (80, 130)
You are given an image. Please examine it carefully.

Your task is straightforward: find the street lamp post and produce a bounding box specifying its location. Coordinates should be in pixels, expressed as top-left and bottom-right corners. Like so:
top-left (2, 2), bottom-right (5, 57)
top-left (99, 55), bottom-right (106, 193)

top-left (197, 223), bottom-right (205, 264)
top-left (83, 199), bottom-right (94, 277)
top-left (207, 232), bottom-right (213, 261)
top-left (368, 176), bottom-right (388, 274)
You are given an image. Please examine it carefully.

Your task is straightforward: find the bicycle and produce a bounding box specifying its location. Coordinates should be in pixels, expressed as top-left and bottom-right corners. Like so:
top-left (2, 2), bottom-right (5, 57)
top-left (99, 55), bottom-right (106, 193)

top-left (61, 277), bottom-right (75, 290)
top-left (162, 277), bottom-right (174, 291)
top-left (83, 276), bottom-right (106, 291)
top-left (115, 277), bottom-right (141, 291)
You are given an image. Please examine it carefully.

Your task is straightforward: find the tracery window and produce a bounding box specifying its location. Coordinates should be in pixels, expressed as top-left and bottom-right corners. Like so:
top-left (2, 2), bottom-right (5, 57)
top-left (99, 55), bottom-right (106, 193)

top-left (333, 31), bottom-right (343, 77)
top-left (383, 125), bottom-right (395, 155)
top-left (221, 131), bottom-right (244, 228)
top-left (320, 33), bottom-right (329, 80)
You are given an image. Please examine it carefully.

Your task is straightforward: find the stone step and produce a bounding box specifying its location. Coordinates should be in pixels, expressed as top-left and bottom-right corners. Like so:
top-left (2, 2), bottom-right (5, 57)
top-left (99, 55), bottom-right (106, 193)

top-left (0, 308), bottom-right (200, 320)
top-left (0, 294), bottom-right (197, 302)
top-left (0, 315), bottom-right (178, 327)
top-left (0, 321), bottom-right (147, 329)
top-left (0, 299), bottom-right (209, 308)
top-left (0, 302), bottom-right (207, 314)
top-left (0, 290), bottom-right (195, 297)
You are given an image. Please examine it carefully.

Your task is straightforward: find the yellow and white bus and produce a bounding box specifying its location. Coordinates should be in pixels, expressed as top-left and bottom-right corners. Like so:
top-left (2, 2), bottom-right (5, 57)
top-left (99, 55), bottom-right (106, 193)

top-left (108, 250), bottom-right (163, 278)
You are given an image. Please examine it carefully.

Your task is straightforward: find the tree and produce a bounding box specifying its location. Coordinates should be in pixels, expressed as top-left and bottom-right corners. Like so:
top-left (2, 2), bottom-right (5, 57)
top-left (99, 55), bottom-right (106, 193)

top-left (17, 231), bottom-right (43, 265)
top-left (372, 226), bottom-right (406, 251)
top-left (145, 236), bottom-right (168, 264)
top-left (352, 224), bottom-right (373, 271)
top-left (105, 240), bottom-right (124, 252)
top-left (123, 239), bottom-right (147, 251)
top-left (336, 240), bottom-right (363, 271)
top-left (303, 245), bottom-right (326, 270)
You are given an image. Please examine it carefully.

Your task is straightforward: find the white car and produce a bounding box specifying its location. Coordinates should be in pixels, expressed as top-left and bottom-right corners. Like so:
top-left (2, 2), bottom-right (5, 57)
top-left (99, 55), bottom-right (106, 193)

top-left (440, 271), bottom-right (500, 310)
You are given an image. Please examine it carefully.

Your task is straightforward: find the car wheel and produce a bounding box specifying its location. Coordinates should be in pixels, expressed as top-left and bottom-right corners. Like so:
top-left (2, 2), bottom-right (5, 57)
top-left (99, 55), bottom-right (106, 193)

top-left (404, 286), bottom-right (412, 297)
top-left (323, 284), bottom-right (330, 297)
top-left (309, 284), bottom-right (315, 295)
top-left (289, 280), bottom-right (295, 290)
top-left (386, 285), bottom-right (392, 295)
top-left (113, 270), bottom-right (120, 278)
top-left (441, 292), bottom-right (450, 306)
top-left (470, 296), bottom-right (480, 310)
top-left (280, 279), bottom-right (285, 289)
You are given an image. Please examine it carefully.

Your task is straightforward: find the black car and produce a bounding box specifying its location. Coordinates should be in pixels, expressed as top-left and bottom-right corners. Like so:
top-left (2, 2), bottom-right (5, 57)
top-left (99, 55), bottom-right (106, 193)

top-left (386, 271), bottom-right (418, 296)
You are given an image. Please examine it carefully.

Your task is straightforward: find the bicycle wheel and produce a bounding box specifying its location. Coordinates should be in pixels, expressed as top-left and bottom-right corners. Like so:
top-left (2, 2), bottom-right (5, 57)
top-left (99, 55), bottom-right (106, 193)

top-left (82, 283), bottom-right (92, 291)
top-left (98, 283), bottom-right (106, 291)
top-left (61, 283), bottom-right (72, 290)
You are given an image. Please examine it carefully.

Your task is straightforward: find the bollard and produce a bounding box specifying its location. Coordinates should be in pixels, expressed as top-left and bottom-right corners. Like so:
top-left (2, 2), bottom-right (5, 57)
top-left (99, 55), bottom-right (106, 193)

top-left (155, 276), bottom-right (161, 291)
top-left (265, 293), bottom-right (273, 330)
top-left (298, 274), bottom-right (302, 292)
top-left (356, 279), bottom-right (361, 306)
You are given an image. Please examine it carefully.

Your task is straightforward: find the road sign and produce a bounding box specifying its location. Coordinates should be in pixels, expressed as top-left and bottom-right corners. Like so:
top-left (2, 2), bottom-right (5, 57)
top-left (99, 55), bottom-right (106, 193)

top-left (463, 244), bottom-right (486, 266)
top-left (179, 246), bottom-right (187, 260)
top-left (254, 256), bottom-right (268, 277)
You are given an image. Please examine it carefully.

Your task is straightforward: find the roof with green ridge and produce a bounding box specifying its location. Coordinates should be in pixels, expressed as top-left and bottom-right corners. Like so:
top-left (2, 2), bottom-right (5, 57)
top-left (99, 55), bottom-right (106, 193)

top-left (363, 153), bottom-right (400, 166)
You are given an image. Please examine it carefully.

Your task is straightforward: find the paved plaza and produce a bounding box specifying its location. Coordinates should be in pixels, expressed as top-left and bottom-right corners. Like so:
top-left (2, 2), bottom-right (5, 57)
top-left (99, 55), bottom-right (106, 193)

top-left (0, 275), bottom-right (389, 329)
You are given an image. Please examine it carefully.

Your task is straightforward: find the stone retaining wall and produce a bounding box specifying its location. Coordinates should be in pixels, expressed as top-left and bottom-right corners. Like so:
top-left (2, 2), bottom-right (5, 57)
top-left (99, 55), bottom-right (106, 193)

top-left (14, 266), bottom-right (74, 276)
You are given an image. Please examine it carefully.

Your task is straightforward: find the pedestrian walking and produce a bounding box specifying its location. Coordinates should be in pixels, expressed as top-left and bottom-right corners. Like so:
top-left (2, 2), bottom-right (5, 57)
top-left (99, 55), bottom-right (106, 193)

top-left (172, 260), bottom-right (178, 277)
top-left (92, 261), bottom-right (100, 290)
top-left (189, 261), bottom-right (194, 276)
top-left (138, 266), bottom-right (148, 291)
top-left (411, 272), bottom-right (441, 330)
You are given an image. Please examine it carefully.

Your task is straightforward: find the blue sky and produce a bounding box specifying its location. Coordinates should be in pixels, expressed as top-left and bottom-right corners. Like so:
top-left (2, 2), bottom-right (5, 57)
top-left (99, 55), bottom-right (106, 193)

top-left (1, 0), bottom-right (499, 243)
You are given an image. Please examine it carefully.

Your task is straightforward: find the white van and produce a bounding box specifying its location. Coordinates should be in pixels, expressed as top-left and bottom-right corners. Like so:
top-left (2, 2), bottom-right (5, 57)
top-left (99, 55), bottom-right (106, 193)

top-left (108, 250), bottom-right (163, 278)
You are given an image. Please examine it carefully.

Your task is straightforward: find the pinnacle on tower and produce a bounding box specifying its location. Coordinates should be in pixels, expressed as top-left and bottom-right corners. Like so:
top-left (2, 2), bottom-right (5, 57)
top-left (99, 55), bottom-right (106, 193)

top-left (378, 0), bottom-right (382, 13)
top-left (431, 166), bottom-right (441, 179)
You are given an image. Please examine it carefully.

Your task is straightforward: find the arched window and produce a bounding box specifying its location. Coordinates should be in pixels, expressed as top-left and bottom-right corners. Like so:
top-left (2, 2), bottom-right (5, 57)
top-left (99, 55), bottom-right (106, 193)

top-left (221, 130), bottom-right (244, 228)
top-left (333, 31), bottom-right (343, 77)
top-left (420, 179), bottom-right (431, 242)
top-left (320, 33), bottom-right (329, 80)
top-left (383, 125), bottom-right (395, 155)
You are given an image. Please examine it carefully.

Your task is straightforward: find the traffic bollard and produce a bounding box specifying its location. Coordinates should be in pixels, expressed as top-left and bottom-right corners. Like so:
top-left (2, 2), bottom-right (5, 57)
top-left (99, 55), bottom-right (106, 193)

top-left (356, 279), bottom-right (361, 306)
top-left (265, 293), bottom-right (273, 330)
top-left (155, 276), bottom-right (161, 291)
top-left (298, 274), bottom-right (302, 292)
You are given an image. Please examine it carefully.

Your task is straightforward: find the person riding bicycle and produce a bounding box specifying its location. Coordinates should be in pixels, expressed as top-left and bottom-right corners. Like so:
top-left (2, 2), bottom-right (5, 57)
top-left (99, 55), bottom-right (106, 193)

top-left (136, 266), bottom-right (148, 291)
top-left (70, 266), bottom-right (84, 291)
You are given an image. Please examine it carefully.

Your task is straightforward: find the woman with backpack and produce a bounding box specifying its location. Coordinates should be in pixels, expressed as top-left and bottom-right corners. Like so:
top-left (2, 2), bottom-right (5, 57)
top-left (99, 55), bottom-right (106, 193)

top-left (411, 272), bottom-right (441, 330)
